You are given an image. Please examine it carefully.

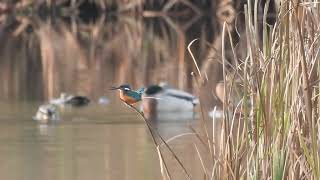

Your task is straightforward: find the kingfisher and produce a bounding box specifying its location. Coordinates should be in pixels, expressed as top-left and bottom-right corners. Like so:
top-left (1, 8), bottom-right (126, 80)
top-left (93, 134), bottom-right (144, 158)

top-left (110, 84), bottom-right (145, 105)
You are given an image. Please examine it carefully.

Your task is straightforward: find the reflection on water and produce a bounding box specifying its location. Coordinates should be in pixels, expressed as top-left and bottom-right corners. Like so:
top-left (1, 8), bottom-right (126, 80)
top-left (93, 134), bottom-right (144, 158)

top-left (0, 15), bottom-right (217, 179)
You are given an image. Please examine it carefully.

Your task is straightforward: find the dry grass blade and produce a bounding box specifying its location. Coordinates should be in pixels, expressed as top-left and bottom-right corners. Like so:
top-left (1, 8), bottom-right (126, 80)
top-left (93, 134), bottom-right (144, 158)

top-left (122, 100), bottom-right (192, 180)
top-left (290, 1), bottom-right (319, 178)
top-left (193, 143), bottom-right (209, 178)
top-left (188, 39), bottom-right (202, 80)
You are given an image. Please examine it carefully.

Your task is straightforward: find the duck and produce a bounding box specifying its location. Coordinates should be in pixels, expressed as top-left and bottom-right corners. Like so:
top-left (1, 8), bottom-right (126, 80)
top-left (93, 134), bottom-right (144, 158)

top-left (98, 96), bottom-right (110, 105)
top-left (209, 78), bottom-right (246, 119)
top-left (33, 104), bottom-right (60, 122)
top-left (50, 93), bottom-right (90, 107)
top-left (141, 83), bottom-right (199, 119)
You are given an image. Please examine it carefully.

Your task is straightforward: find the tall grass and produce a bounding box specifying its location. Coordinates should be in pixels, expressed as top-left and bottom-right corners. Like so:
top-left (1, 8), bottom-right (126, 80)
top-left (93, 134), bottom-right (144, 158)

top-left (138, 0), bottom-right (320, 179)
top-left (197, 0), bottom-right (319, 179)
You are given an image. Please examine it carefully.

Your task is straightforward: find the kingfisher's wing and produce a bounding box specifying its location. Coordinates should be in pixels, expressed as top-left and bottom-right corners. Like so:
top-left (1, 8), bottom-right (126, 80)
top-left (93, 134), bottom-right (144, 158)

top-left (127, 91), bottom-right (142, 101)
top-left (135, 87), bottom-right (145, 94)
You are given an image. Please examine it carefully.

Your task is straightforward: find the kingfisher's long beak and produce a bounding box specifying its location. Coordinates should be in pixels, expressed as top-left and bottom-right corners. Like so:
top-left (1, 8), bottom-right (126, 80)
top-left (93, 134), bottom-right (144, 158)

top-left (109, 86), bottom-right (121, 90)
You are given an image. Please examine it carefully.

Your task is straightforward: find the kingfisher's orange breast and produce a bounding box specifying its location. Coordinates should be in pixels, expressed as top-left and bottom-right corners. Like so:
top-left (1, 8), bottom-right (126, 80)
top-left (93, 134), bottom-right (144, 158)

top-left (120, 91), bottom-right (138, 105)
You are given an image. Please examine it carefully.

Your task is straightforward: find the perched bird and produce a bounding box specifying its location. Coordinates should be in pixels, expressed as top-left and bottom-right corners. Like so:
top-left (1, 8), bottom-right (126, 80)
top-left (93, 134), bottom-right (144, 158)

top-left (50, 93), bottom-right (90, 107)
top-left (33, 104), bottom-right (60, 122)
top-left (142, 83), bottom-right (199, 118)
top-left (110, 84), bottom-right (145, 105)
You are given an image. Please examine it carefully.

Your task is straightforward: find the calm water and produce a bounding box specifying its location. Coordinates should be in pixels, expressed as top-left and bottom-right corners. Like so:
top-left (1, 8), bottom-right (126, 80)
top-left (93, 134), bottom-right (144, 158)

top-left (0, 101), bottom-right (210, 180)
top-left (0, 15), bottom-right (215, 180)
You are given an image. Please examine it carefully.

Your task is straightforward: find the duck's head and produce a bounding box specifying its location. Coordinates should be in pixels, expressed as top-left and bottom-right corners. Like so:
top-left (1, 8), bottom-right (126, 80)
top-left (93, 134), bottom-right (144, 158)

top-left (34, 104), bottom-right (60, 122)
top-left (144, 85), bottom-right (163, 95)
top-left (110, 84), bottom-right (131, 92)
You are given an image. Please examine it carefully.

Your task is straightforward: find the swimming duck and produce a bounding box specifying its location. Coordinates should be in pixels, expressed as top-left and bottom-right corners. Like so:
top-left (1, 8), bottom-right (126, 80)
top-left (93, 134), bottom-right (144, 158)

top-left (98, 96), bottom-right (110, 105)
top-left (209, 78), bottom-right (245, 119)
top-left (33, 104), bottom-right (60, 122)
top-left (50, 93), bottom-right (90, 107)
top-left (142, 83), bottom-right (199, 118)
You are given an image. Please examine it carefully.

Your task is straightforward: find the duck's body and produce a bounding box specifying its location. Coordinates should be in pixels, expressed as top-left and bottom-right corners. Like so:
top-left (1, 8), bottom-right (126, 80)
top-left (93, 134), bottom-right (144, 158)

top-left (64, 96), bottom-right (90, 107)
top-left (142, 83), bottom-right (198, 118)
top-left (50, 93), bottom-right (90, 107)
top-left (33, 104), bottom-right (60, 122)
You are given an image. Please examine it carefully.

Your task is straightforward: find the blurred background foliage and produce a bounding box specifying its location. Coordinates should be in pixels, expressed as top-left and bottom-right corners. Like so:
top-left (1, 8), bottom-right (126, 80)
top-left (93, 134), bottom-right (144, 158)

top-left (0, 0), bottom-right (277, 110)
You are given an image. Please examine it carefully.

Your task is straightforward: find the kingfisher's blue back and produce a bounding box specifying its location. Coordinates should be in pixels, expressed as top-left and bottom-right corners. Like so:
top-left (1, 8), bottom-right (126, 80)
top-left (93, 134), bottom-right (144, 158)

top-left (126, 90), bottom-right (142, 101)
